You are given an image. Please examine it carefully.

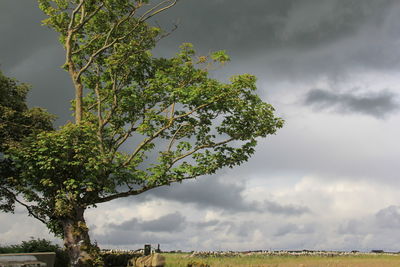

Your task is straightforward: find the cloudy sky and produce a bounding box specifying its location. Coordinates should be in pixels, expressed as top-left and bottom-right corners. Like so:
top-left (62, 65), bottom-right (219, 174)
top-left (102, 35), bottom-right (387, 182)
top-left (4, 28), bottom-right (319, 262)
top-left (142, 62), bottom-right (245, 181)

top-left (2, 0), bottom-right (400, 252)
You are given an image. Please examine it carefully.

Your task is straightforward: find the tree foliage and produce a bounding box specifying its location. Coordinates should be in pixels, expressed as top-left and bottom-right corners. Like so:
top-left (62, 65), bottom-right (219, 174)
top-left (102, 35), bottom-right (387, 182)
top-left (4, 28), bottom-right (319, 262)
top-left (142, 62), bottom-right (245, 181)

top-left (2, 1), bottom-right (284, 266)
top-left (0, 71), bottom-right (54, 151)
top-left (0, 71), bottom-right (54, 212)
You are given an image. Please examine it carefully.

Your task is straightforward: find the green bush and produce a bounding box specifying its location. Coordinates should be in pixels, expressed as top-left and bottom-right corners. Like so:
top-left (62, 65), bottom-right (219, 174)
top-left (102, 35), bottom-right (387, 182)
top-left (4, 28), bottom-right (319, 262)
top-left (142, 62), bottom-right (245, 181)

top-left (0, 238), bottom-right (69, 267)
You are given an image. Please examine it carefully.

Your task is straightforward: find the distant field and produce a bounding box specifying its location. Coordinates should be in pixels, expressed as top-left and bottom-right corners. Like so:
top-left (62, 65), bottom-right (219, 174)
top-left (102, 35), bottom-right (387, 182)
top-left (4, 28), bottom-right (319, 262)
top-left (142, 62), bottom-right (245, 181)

top-left (163, 253), bottom-right (400, 267)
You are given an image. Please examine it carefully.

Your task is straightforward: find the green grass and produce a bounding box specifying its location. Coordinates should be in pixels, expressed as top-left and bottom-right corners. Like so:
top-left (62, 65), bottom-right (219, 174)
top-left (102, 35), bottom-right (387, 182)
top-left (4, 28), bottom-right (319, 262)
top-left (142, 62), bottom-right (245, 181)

top-left (162, 253), bottom-right (400, 267)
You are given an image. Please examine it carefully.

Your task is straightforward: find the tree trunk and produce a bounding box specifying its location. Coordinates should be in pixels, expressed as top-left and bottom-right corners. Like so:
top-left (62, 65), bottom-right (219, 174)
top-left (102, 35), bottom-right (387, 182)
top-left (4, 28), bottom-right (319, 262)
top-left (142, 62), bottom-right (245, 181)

top-left (62, 207), bottom-right (102, 267)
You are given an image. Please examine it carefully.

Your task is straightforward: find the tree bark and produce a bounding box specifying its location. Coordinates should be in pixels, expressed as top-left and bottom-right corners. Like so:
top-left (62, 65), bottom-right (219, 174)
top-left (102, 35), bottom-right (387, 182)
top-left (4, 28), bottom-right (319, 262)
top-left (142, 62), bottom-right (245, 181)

top-left (74, 80), bottom-right (83, 124)
top-left (62, 207), bottom-right (102, 267)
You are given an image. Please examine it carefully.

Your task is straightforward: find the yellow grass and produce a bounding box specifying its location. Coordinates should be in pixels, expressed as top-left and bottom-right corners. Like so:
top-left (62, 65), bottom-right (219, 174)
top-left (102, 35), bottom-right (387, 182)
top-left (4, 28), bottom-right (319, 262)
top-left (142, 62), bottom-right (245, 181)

top-left (163, 253), bottom-right (400, 267)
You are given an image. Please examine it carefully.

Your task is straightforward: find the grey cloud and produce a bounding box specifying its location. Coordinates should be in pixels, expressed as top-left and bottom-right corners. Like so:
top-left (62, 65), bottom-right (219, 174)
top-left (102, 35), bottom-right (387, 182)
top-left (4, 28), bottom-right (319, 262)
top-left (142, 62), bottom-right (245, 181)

top-left (219, 221), bottom-right (258, 238)
top-left (152, 0), bottom-right (400, 82)
top-left (109, 212), bottom-right (186, 233)
top-left (274, 223), bottom-right (315, 237)
top-left (95, 212), bottom-right (187, 246)
top-left (155, 0), bottom-right (394, 54)
top-left (195, 220), bottom-right (220, 229)
top-left (235, 222), bottom-right (258, 238)
top-left (95, 229), bottom-right (179, 246)
top-left (142, 212), bottom-right (186, 233)
top-left (375, 205), bottom-right (400, 229)
top-left (2, 0), bottom-right (400, 125)
top-left (133, 176), bottom-right (310, 216)
top-left (139, 176), bottom-right (258, 212)
top-left (304, 89), bottom-right (399, 118)
top-left (275, 223), bottom-right (298, 237)
top-left (0, 0), bottom-right (73, 124)
top-left (264, 200), bottom-right (310, 216)
top-left (337, 219), bottom-right (364, 235)
top-left (0, 1), bottom-right (57, 70)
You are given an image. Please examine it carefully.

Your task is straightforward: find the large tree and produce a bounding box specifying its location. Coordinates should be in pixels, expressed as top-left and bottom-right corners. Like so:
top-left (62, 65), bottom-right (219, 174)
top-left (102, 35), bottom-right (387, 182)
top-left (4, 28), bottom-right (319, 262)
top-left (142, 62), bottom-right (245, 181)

top-left (3, 0), bottom-right (284, 266)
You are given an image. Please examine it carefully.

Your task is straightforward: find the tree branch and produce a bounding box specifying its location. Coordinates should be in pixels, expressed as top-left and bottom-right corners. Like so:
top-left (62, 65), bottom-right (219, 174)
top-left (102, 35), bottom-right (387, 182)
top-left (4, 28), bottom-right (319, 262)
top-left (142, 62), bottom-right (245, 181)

top-left (140, 0), bottom-right (178, 22)
top-left (68, 0), bottom-right (85, 32)
top-left (170, 138), bottom-right (234, 166)
top-left (122, 96), bottom-right (223, 167)
top-left (73, 2), bottom-right (105, 32)
top-left (75, 6), bottom-right (139, 81)
top-left (167, 123), bottom-right (184, 151)
top-left (2, 187), bottom-right (48, 225)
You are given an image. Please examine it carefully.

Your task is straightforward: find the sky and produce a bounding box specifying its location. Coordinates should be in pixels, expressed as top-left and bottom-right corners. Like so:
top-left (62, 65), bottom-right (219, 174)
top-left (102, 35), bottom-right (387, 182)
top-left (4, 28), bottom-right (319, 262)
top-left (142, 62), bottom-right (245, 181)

top-left (1, 0), bottom-right (400, 252)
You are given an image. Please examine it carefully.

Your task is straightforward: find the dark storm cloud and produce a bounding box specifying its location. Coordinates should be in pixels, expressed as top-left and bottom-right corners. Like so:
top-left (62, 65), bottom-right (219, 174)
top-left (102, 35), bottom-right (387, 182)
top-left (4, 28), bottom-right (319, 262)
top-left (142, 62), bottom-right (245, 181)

top-left (156, 0), bottom-right (394, 54)
top-left (304, 89), bottom-right (399, 118)
top-left (152, 0), bottom-right (400, 82)
top-left (0, 1), bottom-right (56, 70)
top-left (0, 0), bottom-right (73, 124)
top-left (2, 0), bottom-right (400, 123)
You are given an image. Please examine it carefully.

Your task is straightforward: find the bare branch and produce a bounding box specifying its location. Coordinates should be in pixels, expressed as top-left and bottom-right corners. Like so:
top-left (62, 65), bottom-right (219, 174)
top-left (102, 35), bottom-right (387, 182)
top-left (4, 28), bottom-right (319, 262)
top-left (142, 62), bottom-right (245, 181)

top-left (140, 0), bottom-right (178, 22)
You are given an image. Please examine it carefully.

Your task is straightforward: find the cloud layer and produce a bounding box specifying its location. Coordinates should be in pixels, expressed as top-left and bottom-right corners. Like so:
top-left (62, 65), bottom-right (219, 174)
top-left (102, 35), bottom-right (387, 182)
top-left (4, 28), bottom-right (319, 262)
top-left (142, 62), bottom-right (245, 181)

top-left (304, 89), bottom-right (399, 118)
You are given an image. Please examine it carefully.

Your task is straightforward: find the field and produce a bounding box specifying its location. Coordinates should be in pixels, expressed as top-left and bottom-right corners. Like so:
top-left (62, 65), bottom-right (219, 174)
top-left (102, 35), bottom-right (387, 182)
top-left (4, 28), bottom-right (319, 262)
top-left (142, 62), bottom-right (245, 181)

top-left (162, 253), bottom-right (400, 267)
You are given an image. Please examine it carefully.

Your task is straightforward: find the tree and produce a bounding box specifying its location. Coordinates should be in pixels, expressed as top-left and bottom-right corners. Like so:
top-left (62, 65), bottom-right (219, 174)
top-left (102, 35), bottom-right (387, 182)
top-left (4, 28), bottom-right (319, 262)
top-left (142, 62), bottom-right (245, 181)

top-left (0, 70), bottom-right (54, 212)
top-left (4, 1), bottom-right (284, 266)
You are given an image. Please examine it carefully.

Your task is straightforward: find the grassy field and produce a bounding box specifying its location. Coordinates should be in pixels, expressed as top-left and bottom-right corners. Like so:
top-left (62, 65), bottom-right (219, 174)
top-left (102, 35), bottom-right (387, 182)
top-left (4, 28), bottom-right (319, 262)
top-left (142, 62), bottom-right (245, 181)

top-left (163, 253), bottom-right (400, 267)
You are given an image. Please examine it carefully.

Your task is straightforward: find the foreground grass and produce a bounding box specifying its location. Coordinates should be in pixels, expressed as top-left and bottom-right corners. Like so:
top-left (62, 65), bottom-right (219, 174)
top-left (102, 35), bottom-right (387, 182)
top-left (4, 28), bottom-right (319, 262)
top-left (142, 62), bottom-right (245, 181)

top-left (163, 253), bottom-right (400, 267)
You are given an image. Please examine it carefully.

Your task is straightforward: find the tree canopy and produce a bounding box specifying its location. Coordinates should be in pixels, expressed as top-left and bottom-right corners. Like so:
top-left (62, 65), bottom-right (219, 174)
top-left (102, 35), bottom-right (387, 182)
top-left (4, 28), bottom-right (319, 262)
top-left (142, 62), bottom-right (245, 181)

top-left (0, 70), bottom-right (54, 212)
top-left (2, 1), bottom-right (284, 266)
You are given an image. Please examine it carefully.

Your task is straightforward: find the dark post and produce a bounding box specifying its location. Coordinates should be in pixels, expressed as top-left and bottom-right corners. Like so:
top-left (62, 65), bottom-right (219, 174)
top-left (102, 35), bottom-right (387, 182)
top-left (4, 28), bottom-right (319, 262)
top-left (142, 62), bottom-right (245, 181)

top-left (144, 244), bottom-right (151, 256)
top-left (156, 244), bottom-right (161, 253)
